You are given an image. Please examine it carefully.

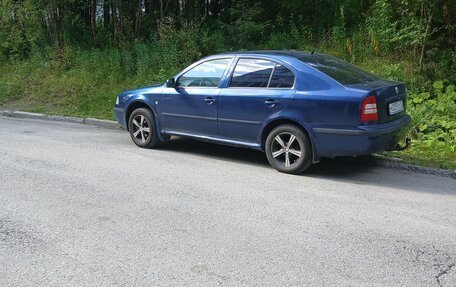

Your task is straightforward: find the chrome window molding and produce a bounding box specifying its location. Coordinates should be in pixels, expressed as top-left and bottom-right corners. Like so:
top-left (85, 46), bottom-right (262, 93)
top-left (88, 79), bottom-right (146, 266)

top-left (227, 57), bottom-right (297, 90)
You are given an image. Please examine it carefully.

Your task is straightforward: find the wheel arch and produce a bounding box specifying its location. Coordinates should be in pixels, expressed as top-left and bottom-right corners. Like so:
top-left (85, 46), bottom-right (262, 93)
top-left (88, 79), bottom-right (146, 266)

top-left (260, 118), bottom-right (320, 163)
top-left (125, 101), bottom-right (155, 132)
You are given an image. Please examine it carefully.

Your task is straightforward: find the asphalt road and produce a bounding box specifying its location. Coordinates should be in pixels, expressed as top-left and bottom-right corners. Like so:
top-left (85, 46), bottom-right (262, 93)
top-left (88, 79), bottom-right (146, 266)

top-left (0, 116), bottom-right (455, 287)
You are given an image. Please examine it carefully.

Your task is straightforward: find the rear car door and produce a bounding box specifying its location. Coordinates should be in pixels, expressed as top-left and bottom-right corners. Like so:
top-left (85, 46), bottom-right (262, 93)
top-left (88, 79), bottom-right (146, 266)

top-left (161, 58), bottom-right (232, 136)
top-left (218, 58), bottom-right (296, 142)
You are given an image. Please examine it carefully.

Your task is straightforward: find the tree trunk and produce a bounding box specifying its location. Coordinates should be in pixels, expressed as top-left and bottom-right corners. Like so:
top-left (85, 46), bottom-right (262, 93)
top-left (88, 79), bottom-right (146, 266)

top-left (222, 0), bottom-right (232, 23)
top-left (50, 0), bottom-right (63, 52)
top-left (103, 0), bottom-right (110, 29)
top-left (90, 0), bottom-right (97, 43)
top-left (210, 0), bottom-right (220, 18)
top-left (145, 0), bottom-right (150, 14)
top-left (118, 0), bottom-right (124, 36)
top-left (111, 0), bottom-right (119, 41)
top-left (419, 13), bottom-right (432, 69)
top-left (159, 0), bottom-right (164, 22)
top-left (134, 0), bottom-right (142, 40)
top-left (419, 0), bottom-right (436, 69)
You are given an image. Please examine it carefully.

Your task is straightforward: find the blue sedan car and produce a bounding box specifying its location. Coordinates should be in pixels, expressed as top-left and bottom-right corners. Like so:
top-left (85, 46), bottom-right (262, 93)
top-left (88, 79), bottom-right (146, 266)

top-left (114, 51), bottom-right (410, 174)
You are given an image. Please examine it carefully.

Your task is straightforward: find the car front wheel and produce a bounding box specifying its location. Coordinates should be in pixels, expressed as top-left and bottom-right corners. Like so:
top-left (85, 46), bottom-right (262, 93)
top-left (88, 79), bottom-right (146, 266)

top-left (265, 124), bottom-right (312, 174)
top-left (128, 108), bottom-right (160, 149)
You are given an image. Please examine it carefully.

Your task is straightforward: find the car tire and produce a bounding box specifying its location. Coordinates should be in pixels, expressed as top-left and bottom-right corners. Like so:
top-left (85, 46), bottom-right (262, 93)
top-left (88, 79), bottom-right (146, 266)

top-left (265, 124), bottom-right (312, 174)
top-left (128, 108), bottom-right (160, 149)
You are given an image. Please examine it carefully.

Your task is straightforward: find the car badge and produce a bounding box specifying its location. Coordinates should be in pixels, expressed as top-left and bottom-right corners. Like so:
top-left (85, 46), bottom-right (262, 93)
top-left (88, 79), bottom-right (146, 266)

top-left (395, 87), bottom-right (399, 94)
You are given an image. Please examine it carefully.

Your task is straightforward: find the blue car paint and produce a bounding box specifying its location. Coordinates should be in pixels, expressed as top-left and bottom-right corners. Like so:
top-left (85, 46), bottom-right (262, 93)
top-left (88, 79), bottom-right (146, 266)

top-left (218, 87), bottom-right (295, 142)
top-left (114, 51), bottom-right (410, 162)
top-left (161, 86), bottom-right (220, 136)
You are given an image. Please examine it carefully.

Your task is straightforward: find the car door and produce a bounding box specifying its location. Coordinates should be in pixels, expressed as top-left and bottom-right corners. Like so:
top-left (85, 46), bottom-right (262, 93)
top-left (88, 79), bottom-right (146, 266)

top-left (161, 58), bottom-right (232, 136)
top-left (218, 58), bottom-right (296, 142)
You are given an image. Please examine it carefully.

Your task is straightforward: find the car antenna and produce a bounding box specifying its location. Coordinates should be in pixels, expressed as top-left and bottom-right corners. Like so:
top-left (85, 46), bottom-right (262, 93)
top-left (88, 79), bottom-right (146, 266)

top-left (310, 30), bottom-right (331, 54)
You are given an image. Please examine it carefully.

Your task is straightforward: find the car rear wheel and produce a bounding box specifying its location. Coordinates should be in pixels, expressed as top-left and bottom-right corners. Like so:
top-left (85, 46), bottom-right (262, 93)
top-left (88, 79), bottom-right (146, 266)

top-left (128, 108), bottom-right (160, 149)
top-left (265, 124), bottom-right (312, 174)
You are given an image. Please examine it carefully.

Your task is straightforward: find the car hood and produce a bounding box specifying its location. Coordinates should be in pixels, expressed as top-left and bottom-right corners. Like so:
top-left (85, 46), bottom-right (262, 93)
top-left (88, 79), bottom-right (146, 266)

top-left (120, 83), bottom-right (163, 96)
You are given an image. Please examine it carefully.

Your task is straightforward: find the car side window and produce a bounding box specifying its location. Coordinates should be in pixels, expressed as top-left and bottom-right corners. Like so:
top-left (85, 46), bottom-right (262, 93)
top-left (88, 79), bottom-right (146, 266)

top-left (177, 58), bottom-right (231, 88)
top-left (269, 64), bottom-right (295, 88)
top-left (230, 59), bottom-right (275, 88)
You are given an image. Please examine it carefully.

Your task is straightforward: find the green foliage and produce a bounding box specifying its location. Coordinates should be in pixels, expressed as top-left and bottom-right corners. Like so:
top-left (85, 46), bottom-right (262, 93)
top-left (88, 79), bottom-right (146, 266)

top-left (367, 0), bottom-right (424, 54)
top-left (0, 0), bottom-right (46, 59)
top-left (158, 18), bottom-right (203, 65)
top-left (381, 80), bottom-right (455, 169)
top-left (399, 81), bottom-right (456, 168)
top-left (0, 19), bottom-right (233, 119)
top-left (0, 43), bottom-right (182, 119)
top-left (227, 1), bottom-right (270, 48)
top-left (264, 16), bottom-right (311, 50)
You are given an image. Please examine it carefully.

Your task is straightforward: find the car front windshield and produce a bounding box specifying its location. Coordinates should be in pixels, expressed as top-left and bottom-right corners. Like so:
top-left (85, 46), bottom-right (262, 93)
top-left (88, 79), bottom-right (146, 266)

top-left (300, 55), bottom-right (381, 85)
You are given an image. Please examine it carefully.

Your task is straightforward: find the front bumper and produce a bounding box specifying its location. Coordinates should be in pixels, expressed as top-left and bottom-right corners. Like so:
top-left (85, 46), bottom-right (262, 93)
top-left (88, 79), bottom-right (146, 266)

top-left (312, 115), bottom-right (411, 157)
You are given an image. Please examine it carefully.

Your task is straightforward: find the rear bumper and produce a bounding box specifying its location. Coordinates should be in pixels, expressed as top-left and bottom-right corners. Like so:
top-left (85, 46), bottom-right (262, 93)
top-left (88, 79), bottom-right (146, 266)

top-left (312, 115), bottom-right (411, 157)
top-left (114, 106), bottom-right (127, 129)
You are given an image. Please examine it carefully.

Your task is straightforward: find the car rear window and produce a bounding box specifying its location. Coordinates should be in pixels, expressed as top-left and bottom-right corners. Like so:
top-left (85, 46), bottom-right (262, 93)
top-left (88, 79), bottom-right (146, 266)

top-left (299, 55), bottom-right (380, 85)
top-left (269, 65), bottom-right (294, 88)
top-left (230, 59), bottom-right (295, 88)
top-left (230, 59), bottom-right (275, 88)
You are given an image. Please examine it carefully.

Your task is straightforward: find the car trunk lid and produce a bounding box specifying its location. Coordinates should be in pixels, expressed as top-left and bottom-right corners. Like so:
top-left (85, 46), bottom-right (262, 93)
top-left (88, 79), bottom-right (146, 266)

top-left (347, 80), bottom-right (407, 124)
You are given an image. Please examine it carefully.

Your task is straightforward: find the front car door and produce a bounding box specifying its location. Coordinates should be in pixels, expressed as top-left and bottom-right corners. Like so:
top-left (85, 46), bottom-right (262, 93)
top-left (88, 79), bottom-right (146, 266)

top-left (161, 58), bottom-right (232, 136)
top-left (218, 58), bottom-right (296, 142)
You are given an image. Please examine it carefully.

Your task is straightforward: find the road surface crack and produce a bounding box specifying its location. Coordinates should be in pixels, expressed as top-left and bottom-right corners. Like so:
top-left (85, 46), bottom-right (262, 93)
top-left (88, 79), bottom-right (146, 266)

top-left (436, 262), bottom-right (455, 287)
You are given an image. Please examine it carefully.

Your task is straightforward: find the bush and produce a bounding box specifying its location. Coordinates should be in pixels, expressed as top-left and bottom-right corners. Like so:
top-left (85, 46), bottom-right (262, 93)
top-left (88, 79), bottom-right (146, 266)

top-left (384, 81), bottom-right (456, 168)
top-left (408, 81), bottom-right (455, 144)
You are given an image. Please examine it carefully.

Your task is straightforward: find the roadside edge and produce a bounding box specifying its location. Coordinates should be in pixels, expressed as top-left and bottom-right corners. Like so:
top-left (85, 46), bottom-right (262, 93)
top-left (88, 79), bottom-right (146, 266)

top-left (1, 110), bottom-right (122, 130)
top-left (363, 155), bottom-right (455, 179)
top-left (1, 109), bottom-right (454, 179)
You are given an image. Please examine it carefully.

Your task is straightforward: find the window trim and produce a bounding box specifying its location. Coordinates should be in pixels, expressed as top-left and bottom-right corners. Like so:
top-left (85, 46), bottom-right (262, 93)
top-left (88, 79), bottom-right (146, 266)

top-left (175, 57), bottom-right (233, 89)
top-left (266, 64), bottom-right (276, 87)
top-left (227, 57), bottom-right (296, 90)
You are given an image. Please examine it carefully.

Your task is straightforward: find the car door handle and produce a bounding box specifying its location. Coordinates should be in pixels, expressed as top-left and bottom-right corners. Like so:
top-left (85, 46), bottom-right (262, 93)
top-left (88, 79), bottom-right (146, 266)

top-left (265, 99), bottom-right (279, 107)
top-left (205, 97), bottom-right (216, 105)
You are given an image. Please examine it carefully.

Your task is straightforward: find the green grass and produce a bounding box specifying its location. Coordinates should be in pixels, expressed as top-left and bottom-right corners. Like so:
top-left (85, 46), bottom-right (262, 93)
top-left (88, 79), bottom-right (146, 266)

top-left (0, 44), bottom-right (183, 120)
top-left (384, 149), bottom-right (456, 170)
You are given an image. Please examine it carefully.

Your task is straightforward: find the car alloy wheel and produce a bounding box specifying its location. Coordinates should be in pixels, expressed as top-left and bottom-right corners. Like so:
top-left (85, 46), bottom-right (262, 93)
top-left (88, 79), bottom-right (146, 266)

top-left (271, 132), bottom-right (302, 168)
top-left (131, 115), bottom-right (150, 143)
top-left (265, 124), bottom-right (312, 174)
top-left (128, 108), bottom-right (160, 149)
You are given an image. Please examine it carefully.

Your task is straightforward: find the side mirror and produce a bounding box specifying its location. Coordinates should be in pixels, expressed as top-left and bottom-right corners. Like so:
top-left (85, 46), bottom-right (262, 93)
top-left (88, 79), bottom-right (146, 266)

top-left (165, 78), bottom-right (175, 88)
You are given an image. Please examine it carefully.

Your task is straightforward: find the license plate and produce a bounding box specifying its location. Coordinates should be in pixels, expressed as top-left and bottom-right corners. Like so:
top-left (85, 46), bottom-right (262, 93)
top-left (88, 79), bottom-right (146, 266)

top-left (388, 100), bottom-right (404, 115)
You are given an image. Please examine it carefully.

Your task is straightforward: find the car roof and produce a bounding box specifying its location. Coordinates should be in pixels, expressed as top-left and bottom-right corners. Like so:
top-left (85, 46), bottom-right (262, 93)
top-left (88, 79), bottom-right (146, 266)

top-left (212, 50), bottom-right (314, 59)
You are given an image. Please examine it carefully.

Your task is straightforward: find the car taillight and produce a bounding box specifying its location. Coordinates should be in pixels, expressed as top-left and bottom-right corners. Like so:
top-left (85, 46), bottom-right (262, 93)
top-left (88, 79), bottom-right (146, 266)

top-left (361, 94), bottom-right (378, 123)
